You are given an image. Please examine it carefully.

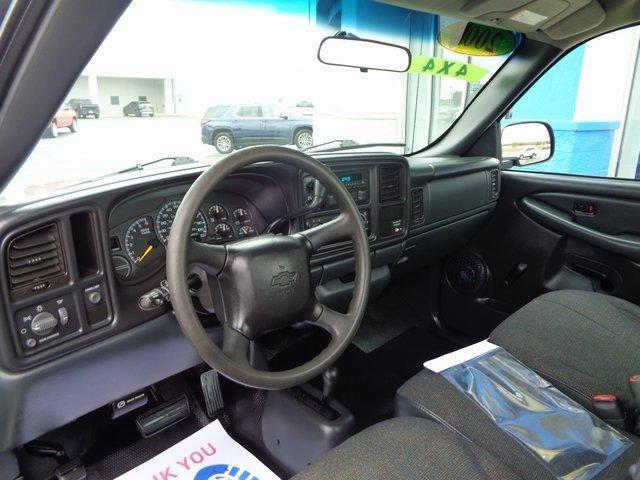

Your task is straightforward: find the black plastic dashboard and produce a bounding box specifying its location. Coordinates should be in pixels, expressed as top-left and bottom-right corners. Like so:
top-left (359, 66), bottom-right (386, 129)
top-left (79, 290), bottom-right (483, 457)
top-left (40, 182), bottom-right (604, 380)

top-left (0, 152), bottom-right (499, 450)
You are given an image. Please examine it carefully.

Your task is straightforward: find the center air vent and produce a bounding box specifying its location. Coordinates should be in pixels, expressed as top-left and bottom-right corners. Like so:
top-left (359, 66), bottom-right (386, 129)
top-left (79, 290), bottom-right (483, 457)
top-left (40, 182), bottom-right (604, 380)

top-left (410, 188), bottom-right (425, 223)
top-left (379, 165), bottom-right (401, 203)
top-left (7, 223), bottom-right (66, 291)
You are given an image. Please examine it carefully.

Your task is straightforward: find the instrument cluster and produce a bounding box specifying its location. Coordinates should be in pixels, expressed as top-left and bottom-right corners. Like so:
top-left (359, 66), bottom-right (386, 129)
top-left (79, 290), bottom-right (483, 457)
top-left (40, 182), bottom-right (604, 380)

top-left (109, 193), bottom-right (263, 282)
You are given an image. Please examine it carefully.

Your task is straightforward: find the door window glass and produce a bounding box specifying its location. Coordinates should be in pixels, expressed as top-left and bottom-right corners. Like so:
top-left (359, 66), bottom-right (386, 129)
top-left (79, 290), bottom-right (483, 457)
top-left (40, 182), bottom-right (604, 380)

top-left (504, 26), bottom-right (640, 180)
top-left (237, 106), bottom-right (261, 117)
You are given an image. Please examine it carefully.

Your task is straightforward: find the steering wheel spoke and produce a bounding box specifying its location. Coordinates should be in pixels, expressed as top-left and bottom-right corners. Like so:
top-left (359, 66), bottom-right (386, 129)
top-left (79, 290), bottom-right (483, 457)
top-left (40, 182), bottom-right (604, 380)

top-left (311, 302), bottom-right (351, 339)
top-left (295, 212), bottom-right (351, 253)
top-left (222, 325), bottom-right (251, 367)
top-left (186, 239), bottom-right (226, 274)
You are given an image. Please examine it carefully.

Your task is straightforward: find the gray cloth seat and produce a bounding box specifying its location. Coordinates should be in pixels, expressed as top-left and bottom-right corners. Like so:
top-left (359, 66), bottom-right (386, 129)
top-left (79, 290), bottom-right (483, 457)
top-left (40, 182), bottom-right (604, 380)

top-left (295, 290), bottom-right (640, 480)
top-left (396, 369), bottom-right (640, 480)
top-left (489, 290), bottom-right (640, 408)
top-left (295, 405), bottom-right (639, 480)
top-left (292, 416), bottom-right (523, 480)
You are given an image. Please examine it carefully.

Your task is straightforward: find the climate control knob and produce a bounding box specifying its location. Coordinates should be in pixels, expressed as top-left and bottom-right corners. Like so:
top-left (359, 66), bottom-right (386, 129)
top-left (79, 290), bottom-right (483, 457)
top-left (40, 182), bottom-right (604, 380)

top-left (31, 311), bottom-right (58, 336)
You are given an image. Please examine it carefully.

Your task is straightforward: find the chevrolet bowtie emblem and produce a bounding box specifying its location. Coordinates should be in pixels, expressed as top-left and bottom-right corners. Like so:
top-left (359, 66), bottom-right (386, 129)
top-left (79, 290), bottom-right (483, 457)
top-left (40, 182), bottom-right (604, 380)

top-left (271, 271), bottom-right (297, 287)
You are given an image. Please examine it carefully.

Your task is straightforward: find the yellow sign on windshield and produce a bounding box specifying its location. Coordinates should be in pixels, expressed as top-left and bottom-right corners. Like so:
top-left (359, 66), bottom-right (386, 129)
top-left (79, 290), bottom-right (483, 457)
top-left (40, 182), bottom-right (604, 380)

top-left (409, 56), bottom-right (488, 83)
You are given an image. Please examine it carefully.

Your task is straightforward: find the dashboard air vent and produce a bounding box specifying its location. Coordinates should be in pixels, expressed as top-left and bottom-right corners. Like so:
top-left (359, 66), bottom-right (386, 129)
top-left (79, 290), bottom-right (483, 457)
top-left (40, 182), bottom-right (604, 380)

top-left (379, 166), bottom-right (401, 203)
top-left (410, 188), bottom-right (425, 223)
top-left (7, 223), bottom-right (65, 290)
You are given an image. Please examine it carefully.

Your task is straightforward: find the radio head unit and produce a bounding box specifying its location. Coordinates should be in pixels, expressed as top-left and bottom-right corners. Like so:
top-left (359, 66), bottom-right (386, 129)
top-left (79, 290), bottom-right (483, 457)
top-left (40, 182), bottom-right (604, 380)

top-left (303, 169), bottom-right (369, 208)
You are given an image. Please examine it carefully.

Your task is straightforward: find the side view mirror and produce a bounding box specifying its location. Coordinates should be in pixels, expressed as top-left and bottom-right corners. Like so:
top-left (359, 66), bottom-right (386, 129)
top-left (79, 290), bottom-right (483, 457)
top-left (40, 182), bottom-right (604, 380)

top-left (318, 33), bottom-right (411, 73)
top-left (279, 114), bottom-right (288, 120)
top-left (501, 122), bottom-right (554, 167)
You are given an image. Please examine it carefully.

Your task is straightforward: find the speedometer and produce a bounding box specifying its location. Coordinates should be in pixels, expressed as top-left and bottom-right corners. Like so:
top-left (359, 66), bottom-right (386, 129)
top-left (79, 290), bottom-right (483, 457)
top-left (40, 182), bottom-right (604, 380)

top-left (156, 200), bottom-right (208, 244)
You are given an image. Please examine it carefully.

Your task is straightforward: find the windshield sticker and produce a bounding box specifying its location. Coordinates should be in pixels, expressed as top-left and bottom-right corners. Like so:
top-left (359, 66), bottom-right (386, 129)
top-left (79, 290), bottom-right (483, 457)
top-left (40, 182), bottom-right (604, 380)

top-left (409, 56), bottom-right (488, 83)
top-left (438, 22), bottom-right (518, 57)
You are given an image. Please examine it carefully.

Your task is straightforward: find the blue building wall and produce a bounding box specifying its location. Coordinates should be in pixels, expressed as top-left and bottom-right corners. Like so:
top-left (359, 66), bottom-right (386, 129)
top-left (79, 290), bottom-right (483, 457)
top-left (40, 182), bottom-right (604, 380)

top-left (513, 46), bottom-right (585, 120)
top-left (506, 45), bottom-right (619, 177)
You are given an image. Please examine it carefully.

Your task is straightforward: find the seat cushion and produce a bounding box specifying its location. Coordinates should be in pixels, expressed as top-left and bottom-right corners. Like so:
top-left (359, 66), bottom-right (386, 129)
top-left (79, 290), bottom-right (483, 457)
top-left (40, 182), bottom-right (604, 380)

top-left (396, 369), bottom-right (640, 480)
top-left (292, 416), bottom-right (522, 480)
top-left (489, 290), bottom-right (640, 407)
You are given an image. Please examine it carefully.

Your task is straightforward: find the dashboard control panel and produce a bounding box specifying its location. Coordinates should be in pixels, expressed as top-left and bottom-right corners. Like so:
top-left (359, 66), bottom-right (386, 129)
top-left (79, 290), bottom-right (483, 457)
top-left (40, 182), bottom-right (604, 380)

top-left (303, 169), bottom-right (370, 208)
top-left (3, 211), bottom-right (113, 360)
top-left (301, 161), bottom-right (408, 248)
top-left (0, 157), bottom-right (409, 367)
top-left (14, 294), bottom-right (78, 351)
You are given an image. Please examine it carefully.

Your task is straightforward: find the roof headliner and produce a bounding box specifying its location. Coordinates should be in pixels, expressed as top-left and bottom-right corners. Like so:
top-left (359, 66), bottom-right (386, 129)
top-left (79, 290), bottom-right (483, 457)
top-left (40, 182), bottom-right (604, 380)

top-left (379, 0), bottom-right (639, 50)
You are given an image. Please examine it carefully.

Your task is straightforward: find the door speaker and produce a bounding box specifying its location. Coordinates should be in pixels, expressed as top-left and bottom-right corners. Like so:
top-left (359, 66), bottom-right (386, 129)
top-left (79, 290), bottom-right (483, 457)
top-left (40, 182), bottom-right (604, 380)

top-left (446, 253), bottom-right (487, 293)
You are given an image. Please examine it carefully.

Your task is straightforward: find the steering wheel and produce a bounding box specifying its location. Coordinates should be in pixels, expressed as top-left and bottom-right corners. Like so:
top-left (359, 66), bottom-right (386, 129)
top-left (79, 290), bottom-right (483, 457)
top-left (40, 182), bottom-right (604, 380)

top-left (166, 146), bottom-right (371, 390)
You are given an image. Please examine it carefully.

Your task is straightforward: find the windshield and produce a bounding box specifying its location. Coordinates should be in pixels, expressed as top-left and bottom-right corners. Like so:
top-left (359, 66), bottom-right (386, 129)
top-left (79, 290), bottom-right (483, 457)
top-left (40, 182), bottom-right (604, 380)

top-left (1, 0), bottom-right (514, 204)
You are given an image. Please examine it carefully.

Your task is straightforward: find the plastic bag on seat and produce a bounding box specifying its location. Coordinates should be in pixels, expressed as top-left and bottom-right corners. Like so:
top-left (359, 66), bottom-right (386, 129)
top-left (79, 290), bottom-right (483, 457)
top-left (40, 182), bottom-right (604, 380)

top-left (435, 345), bottom-right (632, 480)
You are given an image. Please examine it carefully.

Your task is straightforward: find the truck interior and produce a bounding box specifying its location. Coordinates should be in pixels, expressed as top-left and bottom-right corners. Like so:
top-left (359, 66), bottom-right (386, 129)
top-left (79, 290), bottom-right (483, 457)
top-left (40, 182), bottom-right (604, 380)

top-left (1, 0), bottom-right (640, 479)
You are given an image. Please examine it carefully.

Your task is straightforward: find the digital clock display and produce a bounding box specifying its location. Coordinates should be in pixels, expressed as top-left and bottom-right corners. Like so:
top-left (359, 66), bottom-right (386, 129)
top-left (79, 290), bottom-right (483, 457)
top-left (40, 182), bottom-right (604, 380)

top-left (339, 173), bottom-right (363, 184)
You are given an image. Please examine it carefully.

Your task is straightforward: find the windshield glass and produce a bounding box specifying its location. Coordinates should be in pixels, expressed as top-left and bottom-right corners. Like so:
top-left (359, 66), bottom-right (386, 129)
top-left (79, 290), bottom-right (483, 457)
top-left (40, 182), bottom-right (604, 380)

top-left (1, 0), bottom-right (515, 204)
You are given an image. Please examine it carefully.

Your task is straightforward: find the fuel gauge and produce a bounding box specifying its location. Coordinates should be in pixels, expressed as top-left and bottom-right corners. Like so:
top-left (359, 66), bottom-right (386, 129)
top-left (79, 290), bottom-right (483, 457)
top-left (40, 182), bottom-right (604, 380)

top-left (238, 225), bottom-right (257, 238)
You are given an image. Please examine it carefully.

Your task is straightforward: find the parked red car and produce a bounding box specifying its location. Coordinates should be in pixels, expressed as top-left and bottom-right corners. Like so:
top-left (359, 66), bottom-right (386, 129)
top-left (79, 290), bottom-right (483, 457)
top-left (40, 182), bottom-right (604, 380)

top-left (45, 103), bottom-right (78, 138)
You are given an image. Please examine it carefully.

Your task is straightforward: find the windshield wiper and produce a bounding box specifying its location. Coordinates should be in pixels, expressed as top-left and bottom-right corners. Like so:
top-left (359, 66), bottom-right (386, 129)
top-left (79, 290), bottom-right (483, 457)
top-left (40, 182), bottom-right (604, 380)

top-left (63, 156), bottom-right (197, 188)
top-left (303, 139), bottom-right (358, 152)
top-left (304, 139), bottom-right (405, 154)
top-left (112, 156), bottom-right (197, 175)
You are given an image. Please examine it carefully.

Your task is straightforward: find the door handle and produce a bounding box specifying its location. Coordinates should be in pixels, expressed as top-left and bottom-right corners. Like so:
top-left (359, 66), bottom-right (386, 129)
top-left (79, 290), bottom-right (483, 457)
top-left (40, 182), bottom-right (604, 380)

top-left (520, 197), bottom-right (640, 262)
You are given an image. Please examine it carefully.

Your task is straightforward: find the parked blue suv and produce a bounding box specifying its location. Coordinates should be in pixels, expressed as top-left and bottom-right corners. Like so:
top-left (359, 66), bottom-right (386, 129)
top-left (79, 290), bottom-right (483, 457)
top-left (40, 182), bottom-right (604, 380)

top-left (201, 104), bottom-right (313, 154)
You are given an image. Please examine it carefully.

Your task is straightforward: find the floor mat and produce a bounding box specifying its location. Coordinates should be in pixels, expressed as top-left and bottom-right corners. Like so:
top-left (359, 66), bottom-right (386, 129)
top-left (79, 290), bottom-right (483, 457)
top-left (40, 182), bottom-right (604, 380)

top-left (334, 327), bottom-right (459, 430)
top-left (114, 420), bottom-right (280, 480)
top-left (352, 290), bottom-right (421, 353)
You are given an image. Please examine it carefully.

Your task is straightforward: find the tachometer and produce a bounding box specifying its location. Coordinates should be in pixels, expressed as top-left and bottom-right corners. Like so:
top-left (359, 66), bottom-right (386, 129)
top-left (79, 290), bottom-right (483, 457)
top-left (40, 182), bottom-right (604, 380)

top-left (156, 200), bottom-right (208, 243)
top-left (124, 217), bottom-right (161, 265)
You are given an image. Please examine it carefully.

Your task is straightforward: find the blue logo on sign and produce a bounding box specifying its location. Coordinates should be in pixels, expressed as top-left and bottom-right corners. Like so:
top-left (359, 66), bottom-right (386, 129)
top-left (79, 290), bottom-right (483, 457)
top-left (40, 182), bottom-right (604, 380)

top-left (193, 464), bottom-right (260, 480)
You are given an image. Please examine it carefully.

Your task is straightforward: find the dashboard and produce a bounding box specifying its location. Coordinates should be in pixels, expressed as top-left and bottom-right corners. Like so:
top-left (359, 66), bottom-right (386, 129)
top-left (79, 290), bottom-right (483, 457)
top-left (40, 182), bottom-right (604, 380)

top-left (0, 152), bottom-right (500, 451)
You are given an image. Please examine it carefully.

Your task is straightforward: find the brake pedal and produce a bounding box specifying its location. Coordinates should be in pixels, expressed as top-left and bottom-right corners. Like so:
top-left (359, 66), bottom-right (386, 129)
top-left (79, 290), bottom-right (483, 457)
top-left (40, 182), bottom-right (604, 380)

top-left (200, 369), bottom-right (224, 418)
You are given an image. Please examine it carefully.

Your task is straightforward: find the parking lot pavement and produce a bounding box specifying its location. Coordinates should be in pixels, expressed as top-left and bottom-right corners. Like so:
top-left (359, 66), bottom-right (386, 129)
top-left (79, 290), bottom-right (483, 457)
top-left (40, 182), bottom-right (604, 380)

top-left (3, 116), bottom-right (227, 201)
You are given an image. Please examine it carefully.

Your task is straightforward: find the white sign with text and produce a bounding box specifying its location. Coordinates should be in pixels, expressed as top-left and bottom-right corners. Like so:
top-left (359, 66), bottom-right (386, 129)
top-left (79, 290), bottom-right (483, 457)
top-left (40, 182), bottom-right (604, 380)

top-left (115, 420), bottom-right (280, 480)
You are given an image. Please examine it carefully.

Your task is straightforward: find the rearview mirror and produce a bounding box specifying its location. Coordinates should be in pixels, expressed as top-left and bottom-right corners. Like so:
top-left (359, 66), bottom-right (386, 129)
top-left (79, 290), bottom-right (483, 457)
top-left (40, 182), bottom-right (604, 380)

top-left (318, 34), bottom-right (411, 73)
top-left (501, 122), bottom-right (554, 167)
